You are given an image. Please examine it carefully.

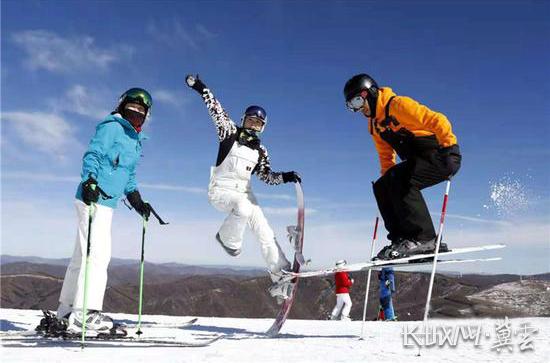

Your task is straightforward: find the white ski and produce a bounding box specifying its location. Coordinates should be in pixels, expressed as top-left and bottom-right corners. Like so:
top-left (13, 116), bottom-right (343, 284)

top-left (282, 244), bottom-right (505, 279)
top-left (266, 183), bottom-right (305, 337)
top-left (124, 317), bottom-right (198, 329)
top-left (370, 257), bottom-right (501, 270)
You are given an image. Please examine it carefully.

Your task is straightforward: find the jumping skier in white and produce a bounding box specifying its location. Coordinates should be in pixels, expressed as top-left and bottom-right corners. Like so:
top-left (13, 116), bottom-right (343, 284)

top-left (185, 74), bottom-right (301, 301)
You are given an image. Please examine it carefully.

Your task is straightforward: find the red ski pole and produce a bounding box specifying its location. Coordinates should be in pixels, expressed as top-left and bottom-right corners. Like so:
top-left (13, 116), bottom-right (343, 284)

top-left (422, 179), bottom-right (451, 322)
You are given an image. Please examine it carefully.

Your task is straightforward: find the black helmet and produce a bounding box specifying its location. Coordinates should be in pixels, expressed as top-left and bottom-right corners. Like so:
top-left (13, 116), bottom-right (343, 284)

top-left (116, 88), bottom-right (153, 117)
top-left (343, 74), bottom-right (379, 117)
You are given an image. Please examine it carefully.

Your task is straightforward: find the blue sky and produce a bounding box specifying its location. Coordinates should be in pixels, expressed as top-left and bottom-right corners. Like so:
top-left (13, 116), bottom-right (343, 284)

top-left (1, 0), bottom-right (549, 274)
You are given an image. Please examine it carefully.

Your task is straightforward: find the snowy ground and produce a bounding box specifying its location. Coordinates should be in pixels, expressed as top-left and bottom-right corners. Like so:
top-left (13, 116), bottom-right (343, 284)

top-left (1, 308), bottom-right (548, 363)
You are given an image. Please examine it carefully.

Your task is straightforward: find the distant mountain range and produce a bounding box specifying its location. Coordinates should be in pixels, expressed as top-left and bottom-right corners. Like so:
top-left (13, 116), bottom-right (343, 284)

top-left (1, 255), bottom-right (549, 320)
top-left (0, 255), bottom-right (265, 277)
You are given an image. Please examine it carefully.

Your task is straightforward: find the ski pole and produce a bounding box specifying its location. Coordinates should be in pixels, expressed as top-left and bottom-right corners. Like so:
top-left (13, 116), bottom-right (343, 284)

top-left (422, 179), bottom-right (451, 323)
top-left (359, 215), bottom-right (379, 340)
top-left (122, 199), bottom-right (169, 225)
top-left (81, 181), bottom-right (111, 349)
top-left (133, 203), bottom-right (168, 337)
top-left (136, 216), bottom-right (148, 337)
top-left (81, 202), bottom-right (94, 349)
top-left (417, 180), bottom-right (451, 356)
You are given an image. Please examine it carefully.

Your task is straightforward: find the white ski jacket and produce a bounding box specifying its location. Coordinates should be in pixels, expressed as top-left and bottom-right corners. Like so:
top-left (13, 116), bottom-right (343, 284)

top-left (199, 88), bottom-right (284, 193)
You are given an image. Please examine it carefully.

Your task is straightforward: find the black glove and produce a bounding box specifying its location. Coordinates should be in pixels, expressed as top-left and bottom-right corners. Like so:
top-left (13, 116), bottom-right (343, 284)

top-left (439, 144), bottom-right (462, 177)
top-left (126, 190), bottom-right (151, 220)
top-left (81, 176), bottom-right (99, 205)
top-left (282, 171), bottom-right (301, 184)
top-left (185, 74), bottom-right (207, 94)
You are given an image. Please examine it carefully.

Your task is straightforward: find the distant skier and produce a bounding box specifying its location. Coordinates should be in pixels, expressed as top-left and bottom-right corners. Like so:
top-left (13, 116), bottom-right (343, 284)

top-left (343, 74), bottom-right (461, 259)
top-left (56, 88), bottom-right (154, 333)
top-left (185, 74), bottom-right (301, 301)
top-left (330, 260), bottom-right (354, 321)
top-left (377, 268), bottom-right (396, 321)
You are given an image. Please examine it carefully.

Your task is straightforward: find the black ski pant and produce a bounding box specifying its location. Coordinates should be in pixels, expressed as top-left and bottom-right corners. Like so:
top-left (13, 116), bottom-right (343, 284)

top-left (373, 152), bottom-right (455, 243)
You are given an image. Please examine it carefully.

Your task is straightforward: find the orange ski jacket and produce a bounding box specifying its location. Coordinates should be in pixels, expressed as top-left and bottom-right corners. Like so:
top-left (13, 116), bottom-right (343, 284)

top-left (368, 88), bottom-right (457, 175)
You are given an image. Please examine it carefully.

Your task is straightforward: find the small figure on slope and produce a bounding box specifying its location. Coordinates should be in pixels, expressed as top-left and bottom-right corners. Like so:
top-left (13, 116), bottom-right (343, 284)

top-left (330, 260), bottom-right (354, 321)
top-left (343, 73), bottom-right (462, 260)
top-left (377, 268), bottom-right (396, 321)
top-left (186, 74), bottom-right (301, 302)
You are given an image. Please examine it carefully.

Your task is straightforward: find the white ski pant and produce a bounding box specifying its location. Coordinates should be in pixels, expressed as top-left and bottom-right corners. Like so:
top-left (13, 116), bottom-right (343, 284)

top-left (208, 187), bottom-right (290, 274)
top-left (58, 200), bottom-right (113, 314)
top-left (331, 293), bottom-right (352, 319)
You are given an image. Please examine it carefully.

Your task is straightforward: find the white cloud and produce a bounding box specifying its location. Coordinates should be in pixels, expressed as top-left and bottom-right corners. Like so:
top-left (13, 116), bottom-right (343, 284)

top-left (255, 192), bottom-right (294, 201)
top-left (12, 30), bottom-right (132, 73)
top-left (263, 207), bottom-right (317, 216)
top-left (0, 172), bottom-right (206, 195)
top-left (195, 24), bottom-right (217, 39)
top-left (47, 85), bottom-right (111, 120)
top-left (1, 111), bottom-right (82, 158)
top-left (432, 212), bottom-right (513, 226)
top-left (146, 19), bottom-right (216, 50)
top-left (1, 171), bottom-right (79, 183)
top-left (153, 89), bottom-right (186, 108)
top-left (140, 182), bottom-right (205, 194)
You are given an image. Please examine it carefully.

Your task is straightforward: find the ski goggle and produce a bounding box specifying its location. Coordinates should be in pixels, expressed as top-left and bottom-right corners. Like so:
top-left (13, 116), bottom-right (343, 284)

top-left (120, 88), bottom-right (153, 110)
top-left (243, 115), bottom-right (266, 132)
top-left (346, 95), bottom-right (366, 112)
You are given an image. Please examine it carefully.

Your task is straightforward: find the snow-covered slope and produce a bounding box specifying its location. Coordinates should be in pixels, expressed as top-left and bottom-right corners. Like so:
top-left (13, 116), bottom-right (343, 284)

top-left (1, 308), bottom-right (548, 362)
top-left (468, 280), bottom-right (550, 316)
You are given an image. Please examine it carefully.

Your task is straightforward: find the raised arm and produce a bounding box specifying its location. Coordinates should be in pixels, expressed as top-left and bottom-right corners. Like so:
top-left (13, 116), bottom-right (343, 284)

top-left (186, 74), bottom-right (237, 141)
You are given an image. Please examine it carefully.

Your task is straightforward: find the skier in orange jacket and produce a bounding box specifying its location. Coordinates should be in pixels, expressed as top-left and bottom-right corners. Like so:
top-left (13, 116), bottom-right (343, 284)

top-left (344, 74), bottom-right (461, 260)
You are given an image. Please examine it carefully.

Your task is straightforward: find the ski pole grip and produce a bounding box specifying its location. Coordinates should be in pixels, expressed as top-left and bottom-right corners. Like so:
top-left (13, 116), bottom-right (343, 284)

top-left (96, 185), bottom-right (113, 200)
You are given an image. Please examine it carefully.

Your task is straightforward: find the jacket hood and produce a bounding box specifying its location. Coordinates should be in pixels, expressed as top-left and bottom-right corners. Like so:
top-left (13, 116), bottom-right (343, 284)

top-left (100, 114), bottom-right (147, 140)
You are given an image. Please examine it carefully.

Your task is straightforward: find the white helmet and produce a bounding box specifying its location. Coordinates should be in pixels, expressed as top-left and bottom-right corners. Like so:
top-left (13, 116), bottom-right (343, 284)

top-left (335, 259), bottom-right (347, 268)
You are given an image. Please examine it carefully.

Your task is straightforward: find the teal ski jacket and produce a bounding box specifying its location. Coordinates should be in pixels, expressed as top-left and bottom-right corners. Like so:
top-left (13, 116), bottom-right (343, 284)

top-left (75, 114), bottom-right (146, 208)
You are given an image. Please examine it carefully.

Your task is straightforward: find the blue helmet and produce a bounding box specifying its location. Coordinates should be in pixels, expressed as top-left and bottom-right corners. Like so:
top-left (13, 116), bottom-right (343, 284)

top-left (241, 105), bottom-right (267, 133)
top-left (244, 105), bottom-right (266, 121)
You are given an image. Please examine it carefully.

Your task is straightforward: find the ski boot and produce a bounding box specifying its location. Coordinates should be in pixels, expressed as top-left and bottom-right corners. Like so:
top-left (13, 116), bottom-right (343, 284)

top-left (66, 310), bottom-right (127, 338)
top-left (215, 233), bottom-right (241, 257)
top-left (268, 268), bottom-right (295, 305)
top-left (35, 310), bottom-right (69, 337)
top-left (286, 226), bottom-right (310, 266)
top-left (374, 238), bottom-right (449, 260)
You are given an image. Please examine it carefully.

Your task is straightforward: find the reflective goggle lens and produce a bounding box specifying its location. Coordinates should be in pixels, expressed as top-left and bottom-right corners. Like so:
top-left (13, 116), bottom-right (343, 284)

top-left (125, 89), bottom-right (153, 109)
top-left (346, 95), bottom-right (365, 111)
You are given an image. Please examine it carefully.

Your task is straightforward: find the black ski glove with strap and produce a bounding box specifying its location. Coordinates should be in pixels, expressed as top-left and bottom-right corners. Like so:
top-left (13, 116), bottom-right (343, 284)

top-left (439, 144), bottom-right (462, 177)
top-left (81, 176), bottom-right (100, 205)
top-left (282, 171), bottom-right (302, 184)
top-left (126, 190), bottom-right (152, 220)
top-left (185, 74), bottom-right (207, 94)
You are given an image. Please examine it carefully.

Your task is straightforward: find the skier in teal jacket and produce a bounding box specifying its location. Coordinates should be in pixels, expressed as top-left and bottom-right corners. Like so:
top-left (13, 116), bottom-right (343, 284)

top-left (75, 113), bottom-right (146, 208)
top-left (58, 88), bottom-right (154, 335)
